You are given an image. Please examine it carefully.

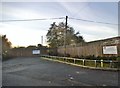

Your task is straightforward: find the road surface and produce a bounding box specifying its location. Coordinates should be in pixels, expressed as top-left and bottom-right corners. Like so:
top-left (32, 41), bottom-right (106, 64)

top-left (0, 59), bottom-right (2, 87)
top-left (2, 57), bottom-right (118, 86)
top-left (0, 36), bottom-right (2, 87)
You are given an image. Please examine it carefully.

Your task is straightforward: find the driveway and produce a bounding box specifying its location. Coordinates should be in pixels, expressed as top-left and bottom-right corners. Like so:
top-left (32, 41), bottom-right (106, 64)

top-left (2, 57), bottom-right (118, 86)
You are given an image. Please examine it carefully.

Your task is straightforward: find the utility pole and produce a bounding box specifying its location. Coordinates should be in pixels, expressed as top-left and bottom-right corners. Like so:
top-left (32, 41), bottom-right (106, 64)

top-left (64, 16), bottom-right (68, 57)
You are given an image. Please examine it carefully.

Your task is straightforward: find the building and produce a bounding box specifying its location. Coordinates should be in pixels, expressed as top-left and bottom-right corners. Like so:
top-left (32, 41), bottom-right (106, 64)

top-left (57, 36), bottom-right (120, 57)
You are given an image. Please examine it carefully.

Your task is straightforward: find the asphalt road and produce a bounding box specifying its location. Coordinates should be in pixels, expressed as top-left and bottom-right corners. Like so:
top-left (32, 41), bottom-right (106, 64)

top-left (2, 57), bottom-right (118, 86)
top-left (0, 59), bottom-right (2, 87)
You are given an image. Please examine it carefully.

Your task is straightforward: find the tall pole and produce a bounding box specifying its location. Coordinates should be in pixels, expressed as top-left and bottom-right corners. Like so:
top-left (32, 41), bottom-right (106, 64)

top-left (64, 16), bottom-right (68, 57)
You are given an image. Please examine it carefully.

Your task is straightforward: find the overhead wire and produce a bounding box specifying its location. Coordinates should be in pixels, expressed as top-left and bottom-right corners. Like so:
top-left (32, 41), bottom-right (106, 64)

top-left (1, 16), bottom-right (118, 25)
top-left (69, 17), bottom-right (118, 25)
top-left (68, 3), bottom-right (118, 26)
top-left (87, 3), bottom-right (119, 25)
top-left (1, 17), bottom-right (65, 22)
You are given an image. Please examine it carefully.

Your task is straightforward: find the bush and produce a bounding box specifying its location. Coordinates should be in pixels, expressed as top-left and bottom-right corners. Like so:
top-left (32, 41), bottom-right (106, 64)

top-left (2, 54), bottom-right (13, 61)
top-left (72, 55), bottom-right (79, 58)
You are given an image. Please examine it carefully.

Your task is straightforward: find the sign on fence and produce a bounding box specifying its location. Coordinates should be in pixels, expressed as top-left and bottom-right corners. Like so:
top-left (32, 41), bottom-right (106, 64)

top-left (103, 46), bottom-right (117, 54)
top-left (32, 50), bottom-right (40, 55)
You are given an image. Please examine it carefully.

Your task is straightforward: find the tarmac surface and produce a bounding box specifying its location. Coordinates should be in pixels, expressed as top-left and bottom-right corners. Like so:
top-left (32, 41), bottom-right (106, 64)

top-left (0, 59), bottom-right (2, 87)
top-left (2, 57), bottom-right (118, 86)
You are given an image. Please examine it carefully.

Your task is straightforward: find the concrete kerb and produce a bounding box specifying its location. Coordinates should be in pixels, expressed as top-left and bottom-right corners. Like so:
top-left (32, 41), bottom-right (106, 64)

top-left (41, 57), bottom-right (119, 71)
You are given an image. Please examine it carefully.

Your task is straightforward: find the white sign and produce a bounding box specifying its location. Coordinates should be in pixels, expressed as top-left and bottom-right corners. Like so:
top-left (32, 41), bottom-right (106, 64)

top-left (103, 46), bottom-right (117, 54)
top-left (32, 50), bottom-right (40, 55)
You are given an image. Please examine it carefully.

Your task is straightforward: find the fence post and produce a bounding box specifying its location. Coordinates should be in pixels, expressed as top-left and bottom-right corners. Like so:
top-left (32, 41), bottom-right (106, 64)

top-left (64, 57), bottom-right (66, 62)
top-left (83, 59), bottom-right (85, 66)
top-left (74, 59), bottom-right (75, 64)
top-left (110, 60), bottom-right (112, 68)
top-left (63, 57), bottom-right (64, 62)
top-left (95, 60), bottom-right (97, 67)
top-left (101, 59), bottom-right (103, 67)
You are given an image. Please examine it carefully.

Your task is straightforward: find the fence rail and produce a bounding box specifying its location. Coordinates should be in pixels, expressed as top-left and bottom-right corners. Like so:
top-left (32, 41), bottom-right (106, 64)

top-left (41, 55), bottom-right (119, 70)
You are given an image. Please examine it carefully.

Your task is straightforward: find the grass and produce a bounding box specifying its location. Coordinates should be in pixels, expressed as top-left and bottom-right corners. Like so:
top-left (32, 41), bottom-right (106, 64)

top-left (85, 60), bottom-right (95, 67)
top-left (66, 59), bottom-right (74, 63)
top-left (74, 60), bottom-right (83, 65)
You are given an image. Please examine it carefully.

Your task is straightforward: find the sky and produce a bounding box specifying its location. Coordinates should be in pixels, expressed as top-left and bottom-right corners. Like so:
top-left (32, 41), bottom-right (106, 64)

top-left (0, 0), bottom-right (119, 47)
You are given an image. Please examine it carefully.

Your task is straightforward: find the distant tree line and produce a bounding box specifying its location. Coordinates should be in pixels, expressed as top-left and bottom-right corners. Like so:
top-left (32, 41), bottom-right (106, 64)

top-left (13, 44), bottom-right (47, 49)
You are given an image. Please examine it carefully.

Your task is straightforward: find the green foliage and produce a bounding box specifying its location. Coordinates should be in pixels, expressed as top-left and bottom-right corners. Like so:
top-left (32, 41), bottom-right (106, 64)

top-left (46, 22), bottom-right (85, 48)
top-left (2, 35), bottom-right (12, 59)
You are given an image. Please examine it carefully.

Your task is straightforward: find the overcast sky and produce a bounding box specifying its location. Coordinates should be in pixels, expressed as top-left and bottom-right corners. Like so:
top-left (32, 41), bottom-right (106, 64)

top-left (0, 1), bottom-right (119, 47)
